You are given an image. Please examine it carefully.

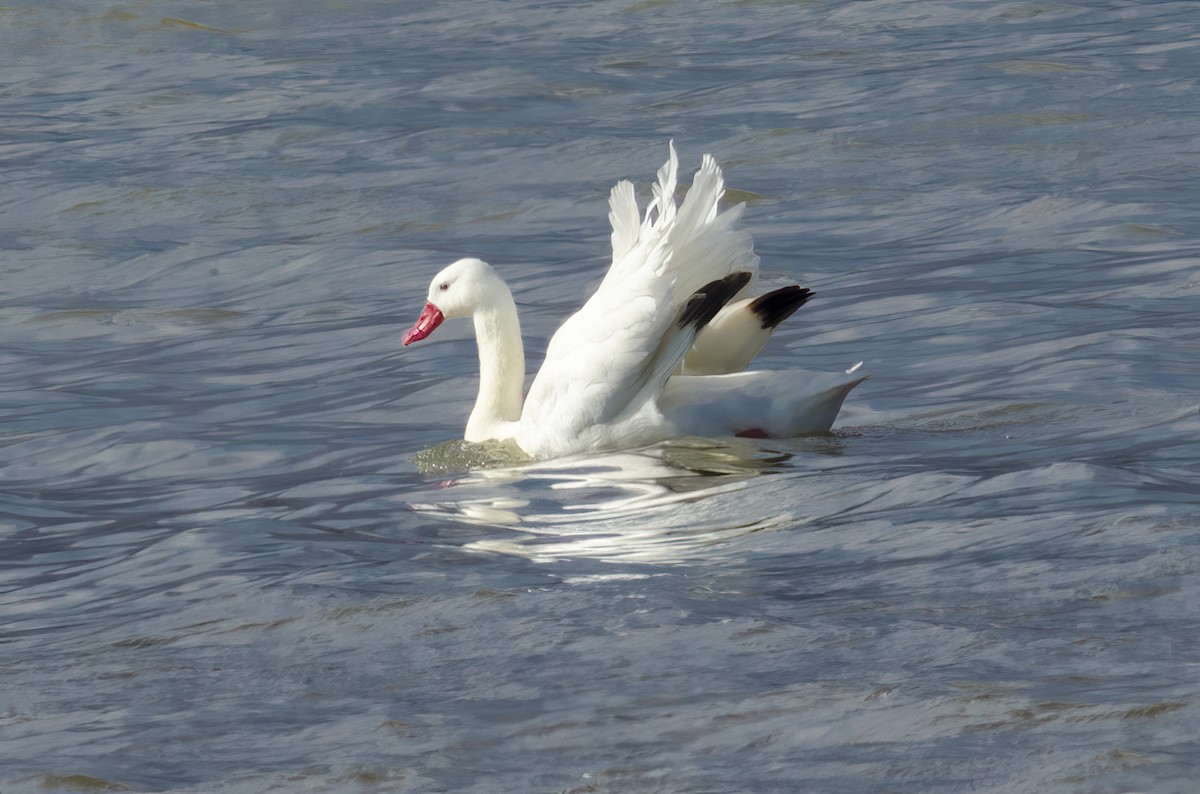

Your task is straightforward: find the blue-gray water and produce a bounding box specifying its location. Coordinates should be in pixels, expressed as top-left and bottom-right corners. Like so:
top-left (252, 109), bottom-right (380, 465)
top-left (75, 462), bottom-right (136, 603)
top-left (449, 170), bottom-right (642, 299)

top-left (3, 2), bottom-right (1198, 792)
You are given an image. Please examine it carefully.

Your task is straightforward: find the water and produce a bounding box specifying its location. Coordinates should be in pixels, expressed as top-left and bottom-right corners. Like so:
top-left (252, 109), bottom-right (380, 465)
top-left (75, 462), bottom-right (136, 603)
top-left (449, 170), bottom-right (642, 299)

top-left (3, 1), bottom-right (1198, 791)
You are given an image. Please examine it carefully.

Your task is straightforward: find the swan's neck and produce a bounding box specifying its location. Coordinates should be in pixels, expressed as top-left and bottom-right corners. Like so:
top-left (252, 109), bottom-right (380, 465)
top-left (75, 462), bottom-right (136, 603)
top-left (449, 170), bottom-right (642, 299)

top-left (465, 297), bottom-right (525, 442)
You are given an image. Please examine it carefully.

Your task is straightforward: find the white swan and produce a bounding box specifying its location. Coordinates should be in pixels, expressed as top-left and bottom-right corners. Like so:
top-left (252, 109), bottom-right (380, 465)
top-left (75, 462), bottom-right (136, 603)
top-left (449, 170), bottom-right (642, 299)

top-left (403, 144), bottom-right (867, 460)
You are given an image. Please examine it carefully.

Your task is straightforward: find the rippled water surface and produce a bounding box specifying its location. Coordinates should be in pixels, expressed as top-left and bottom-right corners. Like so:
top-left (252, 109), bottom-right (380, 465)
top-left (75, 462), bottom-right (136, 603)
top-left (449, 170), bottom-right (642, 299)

top-left (3, 2), bottom-right (1199, 792)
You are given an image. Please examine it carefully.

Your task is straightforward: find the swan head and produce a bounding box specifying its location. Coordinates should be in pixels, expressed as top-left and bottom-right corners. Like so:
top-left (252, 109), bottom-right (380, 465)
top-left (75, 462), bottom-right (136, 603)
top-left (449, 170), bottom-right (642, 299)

top-left (402, 258), bottom-right (507, 345)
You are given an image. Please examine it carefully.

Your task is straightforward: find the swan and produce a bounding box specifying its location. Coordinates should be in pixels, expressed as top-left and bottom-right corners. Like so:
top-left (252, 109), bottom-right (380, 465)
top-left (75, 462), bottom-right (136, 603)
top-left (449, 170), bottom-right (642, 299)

top-left (403, 143), bottom-right (867, 460)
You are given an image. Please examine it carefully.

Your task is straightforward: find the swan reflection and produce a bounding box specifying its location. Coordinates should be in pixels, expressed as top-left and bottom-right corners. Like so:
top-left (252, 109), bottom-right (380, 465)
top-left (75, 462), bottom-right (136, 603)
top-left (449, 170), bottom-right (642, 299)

top-left (409, 436), bottom-right (843, 563)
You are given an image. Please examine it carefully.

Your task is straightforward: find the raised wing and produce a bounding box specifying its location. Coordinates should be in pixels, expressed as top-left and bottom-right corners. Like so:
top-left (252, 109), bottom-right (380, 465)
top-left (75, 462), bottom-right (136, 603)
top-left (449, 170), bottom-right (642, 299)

top-left (518, 144), bottom-right (763, 456)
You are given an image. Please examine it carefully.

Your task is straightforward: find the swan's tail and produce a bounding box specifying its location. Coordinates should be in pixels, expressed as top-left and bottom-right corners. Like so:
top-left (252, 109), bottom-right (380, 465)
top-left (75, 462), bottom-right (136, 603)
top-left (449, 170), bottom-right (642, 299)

top-left (659, 370), bottom-right (869, 438)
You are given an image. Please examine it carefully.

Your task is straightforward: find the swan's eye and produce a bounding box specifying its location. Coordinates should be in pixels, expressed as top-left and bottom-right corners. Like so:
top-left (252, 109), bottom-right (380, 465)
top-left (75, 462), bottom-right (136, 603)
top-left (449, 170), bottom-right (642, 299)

top-left (438, 282), bottom-right (449, 292)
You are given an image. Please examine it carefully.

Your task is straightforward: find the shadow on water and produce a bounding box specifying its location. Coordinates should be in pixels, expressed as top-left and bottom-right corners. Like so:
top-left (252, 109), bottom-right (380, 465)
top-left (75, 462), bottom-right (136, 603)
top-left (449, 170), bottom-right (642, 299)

top-left (407, 435), bottom-right (848, 563)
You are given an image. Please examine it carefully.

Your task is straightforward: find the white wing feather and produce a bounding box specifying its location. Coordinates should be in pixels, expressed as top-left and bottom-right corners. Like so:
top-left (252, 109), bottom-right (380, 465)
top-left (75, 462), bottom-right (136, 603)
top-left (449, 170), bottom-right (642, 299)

top-left (517, 143), bottom-right (770, 457)
top-left (608, 179), bottom-right (640, 266)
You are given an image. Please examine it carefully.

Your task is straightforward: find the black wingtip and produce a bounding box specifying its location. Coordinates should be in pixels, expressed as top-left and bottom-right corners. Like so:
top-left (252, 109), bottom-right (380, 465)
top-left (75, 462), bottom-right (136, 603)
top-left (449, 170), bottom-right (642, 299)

top-left (748, 285), bottom-right (814, 330)
top-left (678, 271), bottom-right (753, 330)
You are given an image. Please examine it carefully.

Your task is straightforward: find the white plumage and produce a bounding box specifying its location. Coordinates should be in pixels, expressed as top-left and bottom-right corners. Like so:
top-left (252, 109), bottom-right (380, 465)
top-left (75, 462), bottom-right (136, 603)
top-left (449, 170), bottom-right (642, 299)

top-left (403, 143), bottom-right (866, 460)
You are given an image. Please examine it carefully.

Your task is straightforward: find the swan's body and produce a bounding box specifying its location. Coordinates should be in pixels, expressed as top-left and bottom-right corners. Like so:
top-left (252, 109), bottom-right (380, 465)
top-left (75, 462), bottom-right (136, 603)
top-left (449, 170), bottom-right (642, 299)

top-left (404, 144), bottom-right (866, 460)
